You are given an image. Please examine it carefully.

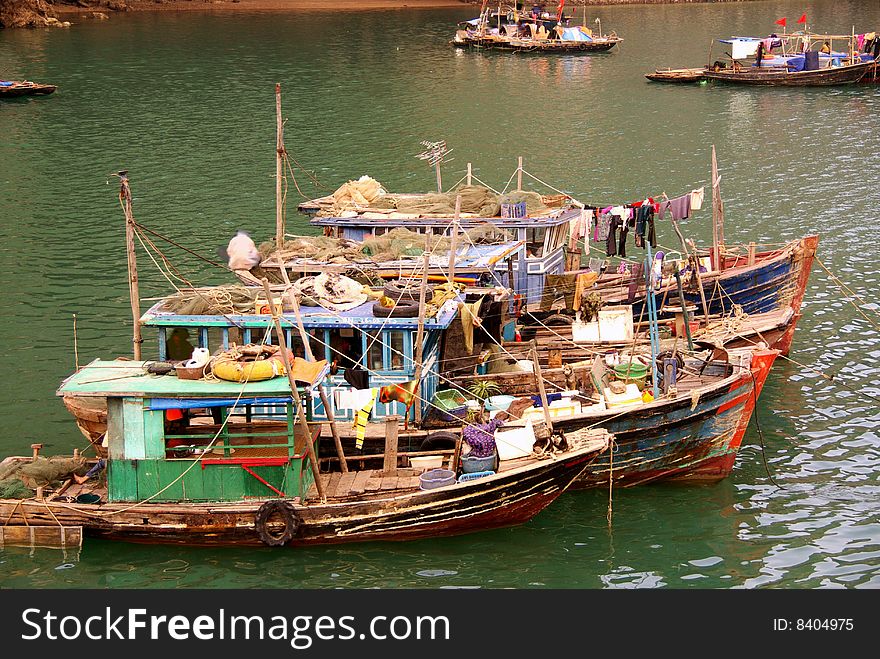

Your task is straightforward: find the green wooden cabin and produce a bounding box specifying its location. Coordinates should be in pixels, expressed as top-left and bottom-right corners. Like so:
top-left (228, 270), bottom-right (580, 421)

top-left (57, 360), bottom-right (318, 504)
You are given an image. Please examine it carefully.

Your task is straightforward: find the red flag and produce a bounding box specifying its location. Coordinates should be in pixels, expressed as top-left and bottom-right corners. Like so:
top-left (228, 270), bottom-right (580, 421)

top-left (556, 0), bottom-right (565, 22)
top-left (797, 14), bottom-right (807, 24)
top-left (775, 17), bottom-right (787, 27)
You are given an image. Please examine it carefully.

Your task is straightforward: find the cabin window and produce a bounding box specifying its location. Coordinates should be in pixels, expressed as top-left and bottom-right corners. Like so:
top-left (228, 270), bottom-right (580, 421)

top-left (328, 329), bottom-right (362, 371)
top-left (545, 223), bottom-right (566, 254)
top-left (362, 330), bottom-right (410, 372)
top-left (389, 331), bottom-right (405, 370)
top-left (526, 227), bottom-right (547, 258)
top-left (365, 332), bottom-right (384, 371)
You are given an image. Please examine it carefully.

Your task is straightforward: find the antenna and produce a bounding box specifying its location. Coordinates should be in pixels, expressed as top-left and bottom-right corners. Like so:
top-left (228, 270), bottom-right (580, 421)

top-left (416, 140), bottom-right (454, 192)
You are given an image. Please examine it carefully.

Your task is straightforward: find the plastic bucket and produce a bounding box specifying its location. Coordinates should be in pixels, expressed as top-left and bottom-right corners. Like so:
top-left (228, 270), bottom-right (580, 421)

top-left (460, 451), bottom-right (498, 474)
top-left (419, 468), bottom-right (456, 490)
top-left (613, 361), bottom-right (649, 390)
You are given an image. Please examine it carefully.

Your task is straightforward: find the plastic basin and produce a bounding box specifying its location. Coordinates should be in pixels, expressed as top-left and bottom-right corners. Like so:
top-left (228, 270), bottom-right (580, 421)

top-left (419, 468), bottom-right (456, 490)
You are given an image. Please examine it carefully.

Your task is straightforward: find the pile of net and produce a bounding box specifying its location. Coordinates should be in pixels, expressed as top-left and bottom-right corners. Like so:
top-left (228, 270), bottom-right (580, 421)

top-left (0, 456), bottom-right (88, 499)
top-left (258, 226), bottom-right (511, 269)
top-left (316, 180), bottom-right (564, 218)
top-left (159, 285), bottom-right (258, 316)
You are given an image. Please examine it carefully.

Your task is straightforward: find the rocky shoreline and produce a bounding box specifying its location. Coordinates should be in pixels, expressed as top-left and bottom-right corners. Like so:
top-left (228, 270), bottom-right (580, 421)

top-left (1, 0), bottom-right (752, 29)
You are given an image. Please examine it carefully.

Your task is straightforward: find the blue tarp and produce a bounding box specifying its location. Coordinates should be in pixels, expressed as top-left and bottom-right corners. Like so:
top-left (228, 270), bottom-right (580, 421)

top-left (560, 27), bottom-right (592, 42)
top-left (0, 82), bottom-right (14, 87)
top-left (149, 397), bottom-right (294, 410)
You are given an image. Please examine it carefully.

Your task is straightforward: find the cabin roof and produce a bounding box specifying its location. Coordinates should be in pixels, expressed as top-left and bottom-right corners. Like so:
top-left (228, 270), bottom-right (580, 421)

top-left (141, 295), bottom-right (462, 330)
top-left (57, 359), bottom-right (307, 398)
top-left (309, 208), bottom-right (578, 228)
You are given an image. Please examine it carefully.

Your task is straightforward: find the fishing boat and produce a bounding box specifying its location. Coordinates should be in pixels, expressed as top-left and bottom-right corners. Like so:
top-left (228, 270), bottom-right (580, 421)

top-left (0, 80), bottom-right (57, 98)
top-left (644, 68), bottom-right (706, 83)
top-left (1, 358), bottom-right (610, 548)
top-left (451, 3), bottom-right (621, 54)
top-left (446, 342), bottom-right (778, 487)
top-left (703, 59), bottom-right (873, 86)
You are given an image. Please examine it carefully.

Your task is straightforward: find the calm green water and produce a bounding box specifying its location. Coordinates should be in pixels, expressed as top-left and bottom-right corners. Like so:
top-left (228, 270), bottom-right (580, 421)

top-left (2, 0), bottom-right (879, 588)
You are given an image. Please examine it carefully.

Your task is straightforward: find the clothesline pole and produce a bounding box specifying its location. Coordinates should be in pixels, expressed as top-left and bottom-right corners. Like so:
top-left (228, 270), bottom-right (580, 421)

top-left (466, 162), bottom-right (472, 186)
top-left (529, 340), bottom-right (554, 433)
top-left (448, 194), bottom-right (461, 283)
top-left (118, 171), bottom-right (143, 361)
top-left (517, 156), bottom-right (523, 191)
top-left (260, 278), bottom-right (326, 502)
top-left (711, 145), bottom-right (721, 271)
top-left (275, 83), bottom-right (285, 249)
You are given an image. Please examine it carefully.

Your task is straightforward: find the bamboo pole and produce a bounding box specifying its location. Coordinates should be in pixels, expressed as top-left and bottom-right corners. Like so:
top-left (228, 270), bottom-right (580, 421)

top-left (279, 273), bottom-right (348, 473)
top-left (118, 171), bottom-right (143, 360)
top-left (530, 340), bottom-right (553, 433)
top-left (260, 279), bottom-right (326, 501)
top-left (711, 145), bottom-right (720, 271)
top-left (412, 249), bottom-right (430, 425)
top-left (669, 216), bottom-right (711, 322)
top-left (517, 156), bottom-right (523, 190)
top-left (275, 83), bottom-right (285, 248)
top-left (448, 194), bottom-right (461, 283)
top-left (466, 162), bottom-right (472, 186)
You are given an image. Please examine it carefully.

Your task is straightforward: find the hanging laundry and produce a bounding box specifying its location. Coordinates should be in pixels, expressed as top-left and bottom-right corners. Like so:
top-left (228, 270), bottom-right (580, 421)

top-left (669, 194), bottom-right (691, 221)
top-left (540, 273), bottom-right (578, 311)
top-left (690, 187), bottom-right (705, 211)
top-left (857, 33), bottom-right (865, 51)
top-left (657, 199), bottom-right (671, 221)
top-left (606, 215), bottom-right (622, 257)
top-left (460, 297), bottom-right (484, 354)
top-left (730, 38), bottom-right (760, 60)
top-left (569, 208), bottom-right (593, 243)
top-left (617, 218), bottom-right (628, 258)
top-left (353, 389), bottom-right (378, 450)
top-left (343, 366), bottom-right (369, 390)
top-left (594, 212), bottom-right (613, 242)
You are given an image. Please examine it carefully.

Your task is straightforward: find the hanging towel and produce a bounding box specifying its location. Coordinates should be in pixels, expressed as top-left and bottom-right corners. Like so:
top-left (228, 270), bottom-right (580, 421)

top-left (343, 366), bottom-right (369, 390)
top-left (353, 389), bottom-right (378, 450)
top-left (690, 187), bottom-right (705, 211)
top-left (460, 297), bottom-right (484, 354)
top-left (669, 194), bottom-right (691, 221)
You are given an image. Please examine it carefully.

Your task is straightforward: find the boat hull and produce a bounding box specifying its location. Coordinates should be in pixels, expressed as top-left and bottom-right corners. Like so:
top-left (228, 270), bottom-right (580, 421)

top-left (453, 36), bottom-right (620, 53)
top-left (0, 444), bottom-right (605, 547)
top-left (703, 61), bottom-right (872, 86)
top-left (0, 83), bottom-right (57, 98)
top-left (557, 348), bottom-right (777, 488)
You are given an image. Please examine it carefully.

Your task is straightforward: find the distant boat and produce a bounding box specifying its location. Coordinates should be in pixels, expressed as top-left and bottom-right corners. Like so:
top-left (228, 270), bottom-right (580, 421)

top-left (452, 6), bottom-right (622, 54)
top-left (0, 80), bottom-right (56, 98)
top-left (645, 68), bottom-right (706, 83)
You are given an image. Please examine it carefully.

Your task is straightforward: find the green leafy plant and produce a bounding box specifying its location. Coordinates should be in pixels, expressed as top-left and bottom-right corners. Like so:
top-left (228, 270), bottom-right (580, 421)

top-left (466, 380), bottom-right (502, 417)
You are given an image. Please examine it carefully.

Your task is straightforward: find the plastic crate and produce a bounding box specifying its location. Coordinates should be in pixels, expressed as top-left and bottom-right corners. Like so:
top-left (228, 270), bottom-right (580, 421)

top-left (501, 201), bottom-right (527, 219)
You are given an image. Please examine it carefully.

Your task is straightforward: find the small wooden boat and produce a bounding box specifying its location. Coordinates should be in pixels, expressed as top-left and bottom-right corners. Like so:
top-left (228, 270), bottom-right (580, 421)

top-left (0, 80), bottom-right (57, 98)
top-left (1, 359), bottom-right (610, 547)
top-left (645, 68), bottom-right (706, 83)
top-left (455, 33), bottom-right (622, 53)
top-left (703, 59), bottom-right (874, 86)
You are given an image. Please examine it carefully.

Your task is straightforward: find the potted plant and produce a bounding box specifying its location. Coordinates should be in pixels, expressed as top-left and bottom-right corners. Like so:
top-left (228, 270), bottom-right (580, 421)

top-left (466, 380), bottom-right (502, 416)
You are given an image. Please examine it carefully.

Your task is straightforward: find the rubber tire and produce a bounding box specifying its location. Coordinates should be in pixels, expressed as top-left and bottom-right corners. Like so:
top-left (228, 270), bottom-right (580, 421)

top-left (254, 500), bottom-right (300, 546)
top-left (384, 281), bottom-right (435, 303)
top-left (372, 299), bottom-right (420, 318)
top-left (542, 314), bottom-right (574, 326)
top-left (420, 431), bottom-right (460, 452)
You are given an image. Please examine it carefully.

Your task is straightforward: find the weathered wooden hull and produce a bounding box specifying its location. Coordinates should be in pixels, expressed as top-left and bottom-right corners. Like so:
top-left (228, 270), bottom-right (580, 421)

top-left (453, 36), bottom-right (620, 53)
top-left (559, 348), bottom-right (777, 488)
top-left (0, 83), bottom-right (57, 97)
top-left (61, 394), bottom-right (108, 451)
top-left (645, 68), bottom-right (706, 82)
top-left (703, 62), bottom-right (872, 86)
top-left (0, 442), bottom-right (606, 547)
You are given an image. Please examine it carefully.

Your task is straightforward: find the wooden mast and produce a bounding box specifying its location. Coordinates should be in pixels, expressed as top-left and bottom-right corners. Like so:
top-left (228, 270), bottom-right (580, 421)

top-left (118, 171), bottom-right (142, 360)
top-left (412, 248), bottom-right (430, 425)
top-left (448, 194), bottom-right (461, 283)
top-left (711, 145), bottom-right (725, 270)
top-left (275, 83), bottom-right (285, 248)
top-left (261, 279), bottom-right (326, 501)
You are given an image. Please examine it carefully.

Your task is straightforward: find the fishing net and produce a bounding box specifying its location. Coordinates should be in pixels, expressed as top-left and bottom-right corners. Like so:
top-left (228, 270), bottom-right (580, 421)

top-left (0, 479), bottom-right (33, 499)
top-left (159, 286), bottom-right (258, 316)
top-left (0, 456), bottom-right (87, 492)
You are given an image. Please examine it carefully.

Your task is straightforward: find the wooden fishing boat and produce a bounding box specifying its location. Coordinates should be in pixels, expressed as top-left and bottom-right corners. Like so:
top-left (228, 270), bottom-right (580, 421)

top-left (0, 80), bottom-right (56, 98)
top-left (0, 359), bottom-right (610, 547)
top-left (448, 345), bottom-right (778, 487)
top-left (451, 5), bottom-right (621, 54)
top-left (703, 59), bottom-right (873, 86)
top-left (645, 68), bottom-right (706, 83)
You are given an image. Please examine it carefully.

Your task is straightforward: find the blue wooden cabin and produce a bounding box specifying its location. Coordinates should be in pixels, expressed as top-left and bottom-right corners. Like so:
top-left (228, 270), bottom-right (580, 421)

top-left (140, 297), bottom-right (460, 425)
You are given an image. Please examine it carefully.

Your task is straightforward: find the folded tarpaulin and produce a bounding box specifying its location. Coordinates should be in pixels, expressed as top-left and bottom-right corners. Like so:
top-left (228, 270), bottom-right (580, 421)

top-left (0, 81), bottom-right (14, 87)
top-left (720, 38), bottom-right (761, 60)
top-left (561, 27), bottom-right (592, 41)
top-left (148, 397), bottom-right (294, 410)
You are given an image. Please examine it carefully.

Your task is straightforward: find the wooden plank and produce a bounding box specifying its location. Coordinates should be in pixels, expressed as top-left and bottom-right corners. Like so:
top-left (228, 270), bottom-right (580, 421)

top-left (364, 477), bottom-right (382, 491)
top-left (200, 462), bottom-right (224, 501)
top-left (326, 472), bottom-right (342, 497)
top-left (380, 477), bottom-right (399, 491)
top-left (0, 525), bottom-right (83, 549)
top-left (335, 471), bottom-right (357, 498)
top-left (401, 476), bottom-right (421, 490)
top-left (349, 470), bottom-right (372, 495)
